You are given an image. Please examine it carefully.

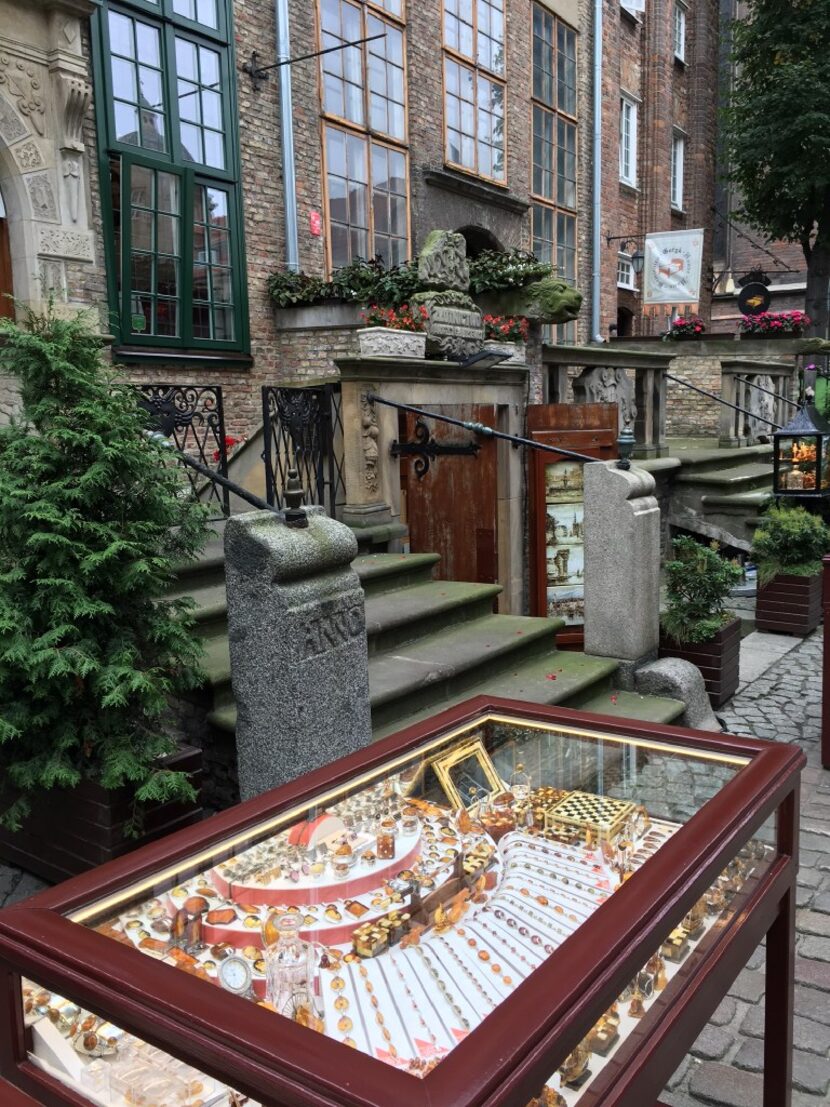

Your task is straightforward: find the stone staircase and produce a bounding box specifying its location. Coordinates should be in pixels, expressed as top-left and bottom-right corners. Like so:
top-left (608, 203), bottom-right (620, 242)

top-left (655, 443), bottom-right (774, 551)
top-left (171, 542), bottom-right (685, 742)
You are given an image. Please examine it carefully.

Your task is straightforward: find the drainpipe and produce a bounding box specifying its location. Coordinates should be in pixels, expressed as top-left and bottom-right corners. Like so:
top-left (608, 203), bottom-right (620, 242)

top-left (275, 0), bottom-right (299, 271)
top-left (591, 0), bottom-right (603, 342)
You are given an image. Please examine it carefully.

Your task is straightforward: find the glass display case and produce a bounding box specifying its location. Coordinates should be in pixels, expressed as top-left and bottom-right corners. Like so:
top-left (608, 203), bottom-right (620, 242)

top-left (0, 697), bottom-right (804, 1107)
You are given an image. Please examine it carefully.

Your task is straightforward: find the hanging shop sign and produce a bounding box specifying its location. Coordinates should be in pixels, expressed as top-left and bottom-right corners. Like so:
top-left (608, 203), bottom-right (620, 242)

top-left (642, 229), bottom-right (704, 311)
top-left (737, 282), bottom-right (771, 316)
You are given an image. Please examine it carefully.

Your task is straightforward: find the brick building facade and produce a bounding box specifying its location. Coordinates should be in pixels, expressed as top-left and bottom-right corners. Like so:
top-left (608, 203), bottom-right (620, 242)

top-left (597, 0), bottom-right (719, 341)
top-left (0, 0), bottom-right (730, 439)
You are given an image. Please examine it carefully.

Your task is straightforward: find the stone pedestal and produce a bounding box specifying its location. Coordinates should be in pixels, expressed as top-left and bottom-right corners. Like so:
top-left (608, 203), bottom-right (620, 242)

top-left (225, 509), bottom-right (372, 800)
top-left (583, 461), bottom-right (661, 681)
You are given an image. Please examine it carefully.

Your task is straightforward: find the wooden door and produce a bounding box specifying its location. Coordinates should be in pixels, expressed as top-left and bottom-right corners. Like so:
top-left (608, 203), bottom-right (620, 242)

top-left (526, 402), bottom-right (618, 645)
top-left (0, 220), bottom-right (13, 319)
top-left (401, 404), bottom-right (498, 583)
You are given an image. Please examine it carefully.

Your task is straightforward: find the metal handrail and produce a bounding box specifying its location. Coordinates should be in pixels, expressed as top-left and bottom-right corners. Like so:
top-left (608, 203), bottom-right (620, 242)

top-left (734, 375), bottom-right (799, 410)
top-left (666, 373), bottom-right (782, 430)
top-left (365, 392), bottom-right (603, 465)
top-left (146, 431), bottom-right (281, 515)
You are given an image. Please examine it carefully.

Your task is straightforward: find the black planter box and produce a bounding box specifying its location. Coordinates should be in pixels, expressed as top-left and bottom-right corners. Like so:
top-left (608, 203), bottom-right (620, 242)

top-left (659, 617), bottom-right (742, 708)
top-left (0, 744), bottom-right (202, 883)
top-left (755, 573), bottom-right (823, 636)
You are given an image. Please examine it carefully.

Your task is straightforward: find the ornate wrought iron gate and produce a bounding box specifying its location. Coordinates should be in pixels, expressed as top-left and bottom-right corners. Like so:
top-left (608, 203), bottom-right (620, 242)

top-left (261, 384), bottom-right (345, 516)
top-left (136, 384), bottom-right (230, 517)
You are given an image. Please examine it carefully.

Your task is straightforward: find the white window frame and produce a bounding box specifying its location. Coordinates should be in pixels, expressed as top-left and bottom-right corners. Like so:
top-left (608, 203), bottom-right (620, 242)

top-left (617, 253), bottom-right (638, 291)
top-left (671, 129), bottom-right (685, 211)
top-left (674, 2), bottom-right (687, 62)
top-left (619, 95), bottom-right (638, 187)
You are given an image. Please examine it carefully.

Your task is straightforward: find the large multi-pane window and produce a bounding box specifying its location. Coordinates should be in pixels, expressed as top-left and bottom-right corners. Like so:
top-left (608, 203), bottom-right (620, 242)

top-left (95, 0), bottom-right (244, 348)
top-left (531, 3), bottom-right (577, 343)
top-left (320, 0), bottom-right (409, 270)
top-left (443, 0), bottom-right (505, 182)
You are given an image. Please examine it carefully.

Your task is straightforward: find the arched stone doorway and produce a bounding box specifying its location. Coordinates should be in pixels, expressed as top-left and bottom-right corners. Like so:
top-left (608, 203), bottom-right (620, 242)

top-left (456, 224), bottom-right (504, 258)
top-left (0, 187), bottom-right (13, 319)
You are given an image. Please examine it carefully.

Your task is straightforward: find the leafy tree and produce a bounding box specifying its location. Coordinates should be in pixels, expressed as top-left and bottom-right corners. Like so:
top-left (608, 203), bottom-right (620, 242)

top-left (0, 307), bottom-right (208, 833)
top-left (723, 0), bottom-right (830, 336)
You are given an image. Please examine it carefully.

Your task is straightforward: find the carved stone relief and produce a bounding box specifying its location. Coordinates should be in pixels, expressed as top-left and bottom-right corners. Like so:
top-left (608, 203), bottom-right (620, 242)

top-left (0, 91), bottom-right (27, 143)
top-left (61, 151), bottom-right (81, 221)
top-left (746, 374), bottom-right (776, 442)
top-left (0, 54), bottom-right (46, 136)
top-left (38, 225), bottom-right (94, 262)
top-left (360, 392), bottom-right (380, 497)
top-left (56, 72), bottom-right (90, 151)
top-left (26, 171), bottom-right (59, 222)
top-left (572, 366), bottom-right (638, 432)
top-left (13, 140), bottom-right (44, 170)
top-left (39, 258), bottom-right (67, 301)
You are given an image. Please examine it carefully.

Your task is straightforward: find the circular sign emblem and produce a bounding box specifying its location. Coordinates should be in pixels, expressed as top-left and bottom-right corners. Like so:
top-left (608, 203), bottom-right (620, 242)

top-left (738, 283), bottom-right (771, 315)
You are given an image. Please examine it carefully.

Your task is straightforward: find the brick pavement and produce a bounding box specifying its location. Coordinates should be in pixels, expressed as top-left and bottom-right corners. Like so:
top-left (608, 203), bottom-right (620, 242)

top-left (1, 632), bottom-right (828, 1103)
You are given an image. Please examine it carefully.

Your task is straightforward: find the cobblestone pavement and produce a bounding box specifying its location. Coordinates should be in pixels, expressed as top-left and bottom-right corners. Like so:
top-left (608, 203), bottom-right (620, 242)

top-left (668, 629), bottom-right (830, 1107)
top-left (1, 633), bottom-right (829, 1104)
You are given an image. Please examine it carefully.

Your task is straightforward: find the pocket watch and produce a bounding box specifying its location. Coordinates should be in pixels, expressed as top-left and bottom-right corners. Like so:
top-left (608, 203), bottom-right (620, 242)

top-left (218, 954), bottom-right (254, 998)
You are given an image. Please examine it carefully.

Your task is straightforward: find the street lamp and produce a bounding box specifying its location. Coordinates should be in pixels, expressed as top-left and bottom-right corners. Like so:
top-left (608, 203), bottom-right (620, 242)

top-left (772, 366), bottom-right (830, 500)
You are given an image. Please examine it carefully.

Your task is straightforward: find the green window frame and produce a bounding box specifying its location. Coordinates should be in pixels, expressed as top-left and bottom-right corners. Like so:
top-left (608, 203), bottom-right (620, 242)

top-left (93, 0), bottom-right (247, 352)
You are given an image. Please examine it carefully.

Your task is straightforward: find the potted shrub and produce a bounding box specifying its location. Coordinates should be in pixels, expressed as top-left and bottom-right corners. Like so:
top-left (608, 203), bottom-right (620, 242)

top-left (751, 504), bottom-right (830, 635)
top-left (0, 308), bottom-right (208, 880)
top-left (666, 315), bottom-right (706, 340)
top-left (737, 309), bottom-right (811, 338)
top-left (483, 314), bottom-right (530, 363)
top-left (356, 303), bottom-right (428, 358)
top-left (659, 536), bottom-right (744, 707)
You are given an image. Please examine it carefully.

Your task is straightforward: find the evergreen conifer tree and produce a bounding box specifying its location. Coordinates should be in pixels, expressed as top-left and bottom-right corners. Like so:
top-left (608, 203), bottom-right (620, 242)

top-left (0, 307), bottom-right (208, 833)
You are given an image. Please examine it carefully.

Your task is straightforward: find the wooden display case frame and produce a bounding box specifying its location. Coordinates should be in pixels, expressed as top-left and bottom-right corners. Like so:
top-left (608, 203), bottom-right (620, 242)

top-left (0, 696), bottom-right (804, 1107)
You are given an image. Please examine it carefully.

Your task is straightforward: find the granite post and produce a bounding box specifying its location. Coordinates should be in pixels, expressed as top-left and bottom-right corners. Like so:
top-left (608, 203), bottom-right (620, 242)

top-left (224, 509), bottom-right (372, 800)
top-left (583, 461), bottom-right (661, 685)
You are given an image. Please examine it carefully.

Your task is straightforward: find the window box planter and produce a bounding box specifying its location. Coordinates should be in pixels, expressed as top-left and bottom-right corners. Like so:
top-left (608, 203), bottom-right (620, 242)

top-left (484, 340), bottom-right (526, 364)
top-left (755, 572), bottom-right (823, 636)
top-left (0, 744), bottom-right (202, 883)
top-left (356, 327), bottom-right (426, 359)
top-left (659, 616), bottom-right (741, 707)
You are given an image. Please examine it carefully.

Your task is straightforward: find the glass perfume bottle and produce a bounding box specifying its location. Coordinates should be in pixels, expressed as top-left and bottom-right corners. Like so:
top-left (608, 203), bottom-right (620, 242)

top-left (509, 762), bottom-right (531, 805)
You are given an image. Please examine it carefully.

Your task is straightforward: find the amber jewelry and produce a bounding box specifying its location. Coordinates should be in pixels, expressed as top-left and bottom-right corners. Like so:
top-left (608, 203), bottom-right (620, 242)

top-left (453, 929), bottom-right (515, 988)
top-left (506, 881), bottom-right (588, 922)
top-left (628, 986), bottom-right (646, 1019)
top-left (375, 958), bottom-right (418, 1059)
top-left (500, 892), bottom-right (579, 939)
top-left (413, 946), bottom-right (472, 1032)
top-left (388, 951), bottom-right (450, 1053)
top-left (344, 962), bottom-right (372, 1052)
top-left (357, 962), bottom-right (397, 1057)
top-left (486, 910), bottom-right (547, 965)
top-left (475, 918), bottom-right (534, 974)
top-left (434, 937), bottom-right (500, 1009)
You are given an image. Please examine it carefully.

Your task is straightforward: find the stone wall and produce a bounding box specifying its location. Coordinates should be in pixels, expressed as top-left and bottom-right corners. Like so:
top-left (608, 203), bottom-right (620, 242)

top-left (666, 354), bottom-right (722, 437)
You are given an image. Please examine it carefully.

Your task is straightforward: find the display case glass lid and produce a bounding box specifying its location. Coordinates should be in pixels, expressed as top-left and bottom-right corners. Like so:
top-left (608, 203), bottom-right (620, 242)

top-left (65, 709), bottom-right (756, 1081)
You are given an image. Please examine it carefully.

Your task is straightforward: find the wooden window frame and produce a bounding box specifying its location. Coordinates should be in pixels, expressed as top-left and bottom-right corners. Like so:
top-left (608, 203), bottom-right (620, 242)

top-left (619, 93), bottom-right (638, 187)
top-left (92, 0), bottom-right (248, 352)
top-left (673, 1), bottom-right (687, 63)
top-left (441, 0), bottom-right (507, 185)
top-left (318, 0), bottom-right (411, 274)
top-left (671, 129), bottom-right (685, 211)
top-left (530, 2), bottom-right (578, 342)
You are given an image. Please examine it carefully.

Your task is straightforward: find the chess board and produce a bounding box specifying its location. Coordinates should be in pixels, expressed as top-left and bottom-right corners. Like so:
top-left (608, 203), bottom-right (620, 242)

top-left (545, 790), bottom-right (635, 841)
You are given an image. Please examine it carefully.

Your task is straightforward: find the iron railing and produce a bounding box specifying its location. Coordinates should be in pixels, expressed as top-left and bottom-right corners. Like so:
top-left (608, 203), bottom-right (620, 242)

top-left (262, 383), bottom-right (346, 515)
top-left (136, 384), bottom-right (230, 517)
top-left (665, 373), bottom-right (782, 431)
